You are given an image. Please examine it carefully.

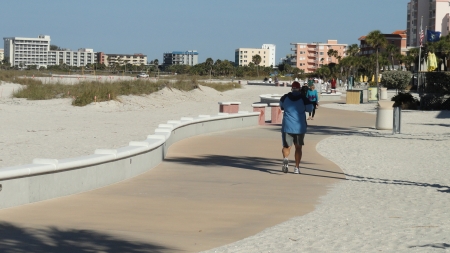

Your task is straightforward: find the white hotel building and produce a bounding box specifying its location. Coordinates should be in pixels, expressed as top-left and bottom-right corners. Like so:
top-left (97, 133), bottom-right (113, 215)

top-left (48, 48), bottom-right (96, 67)
top-left (3, 35), bottom-right (96, 68)
top-left (261, 44), bottom-right (276, 68)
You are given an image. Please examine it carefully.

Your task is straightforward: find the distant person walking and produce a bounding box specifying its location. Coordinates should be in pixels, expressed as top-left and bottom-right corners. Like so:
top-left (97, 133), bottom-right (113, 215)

top-left (280, 81), bottom-right (314, 174)
top-left (307, 85), bottom-right (319, 120)
top-left (331, 78), bottom-right (337, 90)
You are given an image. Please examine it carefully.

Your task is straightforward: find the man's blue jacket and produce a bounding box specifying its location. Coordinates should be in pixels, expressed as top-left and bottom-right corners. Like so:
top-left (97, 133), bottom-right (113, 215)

top-left (279, 91), bottom-right (313, 134)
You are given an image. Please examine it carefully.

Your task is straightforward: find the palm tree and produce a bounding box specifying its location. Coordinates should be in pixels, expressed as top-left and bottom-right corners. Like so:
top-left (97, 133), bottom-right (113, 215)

top-left (252, 54), bottom-right (262, 77)
top-left (365, 30), bottom-right (388, 99)
top-left (394, 53), bottom-right (405, 70)
top-left (346, 44), bottom-right (360, 57)
top-left (385, 44), bottom-right (399, 70)
top-left (205, 58), bottom-right (213, 81)
top-left (327, 49), bottom-right (338, 63)
top-left (153, 59), bottom-right (159, 78)
top-left (436, 35), bottom-right (450, 70)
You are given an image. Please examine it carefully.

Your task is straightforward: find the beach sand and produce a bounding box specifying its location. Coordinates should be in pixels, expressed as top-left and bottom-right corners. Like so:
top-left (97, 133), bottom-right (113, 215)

top-left (0, 81), bottom-right (285, 168)
top-left (2, 81), bottom-right (450, 252)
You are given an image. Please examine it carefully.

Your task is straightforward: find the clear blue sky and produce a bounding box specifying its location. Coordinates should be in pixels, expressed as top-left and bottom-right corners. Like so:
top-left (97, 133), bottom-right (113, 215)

top-left (3, 0), bottom-right (410, 64)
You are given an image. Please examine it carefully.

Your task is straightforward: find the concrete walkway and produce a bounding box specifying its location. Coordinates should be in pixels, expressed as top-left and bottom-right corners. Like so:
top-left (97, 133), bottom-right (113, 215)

top-left (0, 105), bottom-right (375, 253)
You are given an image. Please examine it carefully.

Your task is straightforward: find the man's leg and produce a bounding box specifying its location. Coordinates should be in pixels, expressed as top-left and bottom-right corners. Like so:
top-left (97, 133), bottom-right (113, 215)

top-left (282, 146), bottom-right (291, 158)
top-left (281, 133), bottom-right (293, 173)
top-left (294, 144), bottom-right (303, 168)
top-left (293, 134), bottom-right (305, 174)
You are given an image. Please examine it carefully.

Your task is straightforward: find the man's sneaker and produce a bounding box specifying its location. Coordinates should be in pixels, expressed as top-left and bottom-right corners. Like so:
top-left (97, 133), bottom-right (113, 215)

top-left (294, 167), bottom-right (300, 174)
top-left (282, 158), bottom-right (289, 173)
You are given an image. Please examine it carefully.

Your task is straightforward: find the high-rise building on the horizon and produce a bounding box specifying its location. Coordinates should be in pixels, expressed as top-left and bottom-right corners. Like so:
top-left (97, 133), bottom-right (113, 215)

top-left (3, 35), bottom-right (97, 68)
top-left (234, 48), bottom-right (270, 67)
top-left (290, 40), bottom-right (347, 73)
top-left (3, 35), bottom-right (50, 68)
top-left (261, 44), bottom-right (276, 67)
top-left (406, 0), bottom-right (450, 47)
top-left (163, 50), bottom-right (198, 66)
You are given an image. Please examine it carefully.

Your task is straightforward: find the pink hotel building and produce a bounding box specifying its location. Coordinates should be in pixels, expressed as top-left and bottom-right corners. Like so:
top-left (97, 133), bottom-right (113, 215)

top-left (290, 40), bottom-right (347, 73)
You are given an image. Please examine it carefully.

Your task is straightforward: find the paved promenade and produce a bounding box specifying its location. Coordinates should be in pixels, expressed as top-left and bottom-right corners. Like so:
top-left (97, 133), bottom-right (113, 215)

top-left (0, 105), bottom-right (375, 253)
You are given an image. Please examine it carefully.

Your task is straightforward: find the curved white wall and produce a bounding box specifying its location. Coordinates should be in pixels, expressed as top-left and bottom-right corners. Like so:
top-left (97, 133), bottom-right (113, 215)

top-left (0, 112), bottom-right (259, 210)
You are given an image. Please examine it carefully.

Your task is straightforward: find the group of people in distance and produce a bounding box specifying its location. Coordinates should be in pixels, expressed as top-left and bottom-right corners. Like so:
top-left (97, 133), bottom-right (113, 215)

top-left (279, 81), bottom-right (319, 174)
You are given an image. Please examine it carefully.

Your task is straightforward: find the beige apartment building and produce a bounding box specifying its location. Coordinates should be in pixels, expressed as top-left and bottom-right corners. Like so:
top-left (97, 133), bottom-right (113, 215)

top-left (290, 40), bottom-right (347, 73)
top-left (234, 48), bottom-right (271, 67)
top-left (407, 0), bottom-right (450, 47)
top-left (104, 53), bottom-right (147, 66)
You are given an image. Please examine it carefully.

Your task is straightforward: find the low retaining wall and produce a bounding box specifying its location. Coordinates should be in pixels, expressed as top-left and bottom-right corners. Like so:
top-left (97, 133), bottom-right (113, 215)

top-left (0, 112), bottom-right (259, 210)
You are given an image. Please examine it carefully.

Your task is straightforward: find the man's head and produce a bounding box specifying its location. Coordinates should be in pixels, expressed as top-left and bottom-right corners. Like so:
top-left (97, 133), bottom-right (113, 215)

top-left (291, 81), bottom-right (301, 91)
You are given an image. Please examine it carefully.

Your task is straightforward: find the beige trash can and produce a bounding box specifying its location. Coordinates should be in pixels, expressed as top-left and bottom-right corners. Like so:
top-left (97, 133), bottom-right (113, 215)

top-left (380, 87), bottom-right (388, 100)
top-left (376, 101), bottom-right (394, 130)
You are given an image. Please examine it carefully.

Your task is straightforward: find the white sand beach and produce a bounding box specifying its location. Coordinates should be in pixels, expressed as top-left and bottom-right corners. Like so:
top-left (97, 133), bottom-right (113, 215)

top-left (2, 81), bottom-right (450, 252)
top-left (0, 81), bottom-right (285, 168)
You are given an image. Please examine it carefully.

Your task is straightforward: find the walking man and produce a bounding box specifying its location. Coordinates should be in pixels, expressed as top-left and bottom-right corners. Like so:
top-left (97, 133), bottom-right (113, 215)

top-left (280, 81), bottom-right (314, 174)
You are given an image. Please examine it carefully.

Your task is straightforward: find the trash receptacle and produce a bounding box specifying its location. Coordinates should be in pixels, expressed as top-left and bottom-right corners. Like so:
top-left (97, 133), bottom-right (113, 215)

top-left (368, 87), bottom-right (378, 103)
top-left (380, 87), bottom-right (388, 100)
top-left (376, 101), bottom-right (395, 130)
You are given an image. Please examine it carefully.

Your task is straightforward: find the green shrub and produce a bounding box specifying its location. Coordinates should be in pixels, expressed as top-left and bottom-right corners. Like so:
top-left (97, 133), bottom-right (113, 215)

top-left (13, 83), bottom-right (68, 100)
top-left (200, 82), bottom-right (242, 92)
top-left (391, 92), bottom-right (418, 109)
top-left (424, 72), bottom-right (450, 94)
top-left (10, 74), bottom-right (241, 106)
top-left (381, 71), bottom-right (412, 91)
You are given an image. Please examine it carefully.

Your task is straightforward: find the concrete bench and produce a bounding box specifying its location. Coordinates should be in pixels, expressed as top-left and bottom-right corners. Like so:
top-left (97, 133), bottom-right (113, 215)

top-left (218, 102), bottom-right (241, 113)
top-left (269, 103), bottom-right (282, 124)
top-left (252, 103), bottom-right (267, 125)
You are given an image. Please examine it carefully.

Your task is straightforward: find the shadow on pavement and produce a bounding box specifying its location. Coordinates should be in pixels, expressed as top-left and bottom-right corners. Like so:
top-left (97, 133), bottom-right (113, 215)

top-left (165, 155), bottom-right (283, 174)
top-left (409, 243), bottom-right (450, 249)
top-left (165, 155), bottom-right (450, 193)
top-left (0, 222), bottom-right (173, 253)
top-left (265, 124), bottom-right (367, 136)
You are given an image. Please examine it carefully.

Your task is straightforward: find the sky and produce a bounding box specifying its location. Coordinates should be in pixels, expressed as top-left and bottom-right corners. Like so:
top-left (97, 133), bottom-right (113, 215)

top-left (2, 0), bottom-right (410, 64)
